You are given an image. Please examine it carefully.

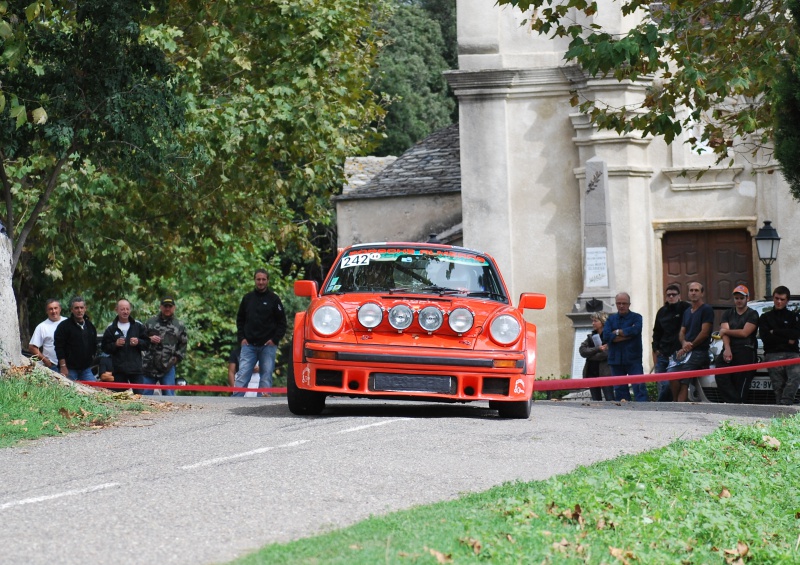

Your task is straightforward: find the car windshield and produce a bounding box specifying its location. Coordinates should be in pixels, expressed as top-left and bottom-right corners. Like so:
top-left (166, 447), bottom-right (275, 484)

top-left (323, 246), bottom-right (508, 302)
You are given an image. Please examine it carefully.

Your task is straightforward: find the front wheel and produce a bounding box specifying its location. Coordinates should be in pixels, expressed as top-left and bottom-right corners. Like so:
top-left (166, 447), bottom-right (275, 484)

top-left (287, 365), bottom-right (326, 415)
top-left (491, 397), bottom-right (532, 419)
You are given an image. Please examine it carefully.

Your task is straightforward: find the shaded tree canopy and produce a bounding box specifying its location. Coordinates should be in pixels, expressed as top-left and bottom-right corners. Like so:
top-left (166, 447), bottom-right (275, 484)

top-left (774, 0), bottom-right (800, 199)
top-left (373, 1), bottom-right (455, 156)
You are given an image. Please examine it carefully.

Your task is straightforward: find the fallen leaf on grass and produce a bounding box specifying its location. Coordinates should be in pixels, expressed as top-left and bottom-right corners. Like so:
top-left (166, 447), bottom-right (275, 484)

top-left (459, 537), bottom-right (482, 554)
top-left (723, 541), bottom-right (749, 563)
top-left (348, 544), bottom-right (362, 550)
top-left (9, 419), bottom-right (27, 426)
top-left (609, 546), bottom-right (635, 565)
top-left (552, 538), bottom-right (570, 553)
top-left (58, 408), bottom-right (75, 420)
top-left (424, 546), bottom-right (452, 563)
top-left (761, 435), bottom-right (780, 450)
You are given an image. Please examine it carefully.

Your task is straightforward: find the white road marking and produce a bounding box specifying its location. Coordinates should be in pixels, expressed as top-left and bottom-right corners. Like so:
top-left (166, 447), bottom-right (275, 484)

top-left (337, 418), bottom-right (411, 434)
top-left (0, 482), bottom-right (120, 511)
top-left (181, 439), bottom-right (310, 470)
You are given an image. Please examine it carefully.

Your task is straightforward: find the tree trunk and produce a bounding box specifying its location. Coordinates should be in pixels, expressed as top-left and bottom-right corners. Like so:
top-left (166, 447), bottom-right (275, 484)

top-left (14, 250), bottom-right (33, 350)
top-left (0, 235), bottom-right (22, 366)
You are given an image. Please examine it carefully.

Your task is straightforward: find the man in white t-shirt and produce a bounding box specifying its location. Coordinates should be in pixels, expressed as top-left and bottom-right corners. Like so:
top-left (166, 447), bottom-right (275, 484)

top-left (28, 299), bottom-right (66, 371)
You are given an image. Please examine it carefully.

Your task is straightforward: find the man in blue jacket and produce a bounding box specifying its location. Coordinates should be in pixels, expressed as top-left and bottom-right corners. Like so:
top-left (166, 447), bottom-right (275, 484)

top-left (603, 292), bottom-right (647, 401)
top-left (233, 269), bottom-right (287, 396)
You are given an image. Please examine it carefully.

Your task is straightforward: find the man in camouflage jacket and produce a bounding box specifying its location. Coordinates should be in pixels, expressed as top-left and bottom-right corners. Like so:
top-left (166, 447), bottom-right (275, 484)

top-left (142, 295), bottom-right (188, 396)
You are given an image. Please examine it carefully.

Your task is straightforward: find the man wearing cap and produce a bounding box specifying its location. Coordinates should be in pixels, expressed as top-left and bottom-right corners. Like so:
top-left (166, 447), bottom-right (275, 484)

top-left (758, 285), bottom-right (800, 405)
top-left (143, 295), bottom-right (188, 396)
top-left (234, 269), bottom-right (287, 396)
top-left (717, 285), bottom-right (759, 403)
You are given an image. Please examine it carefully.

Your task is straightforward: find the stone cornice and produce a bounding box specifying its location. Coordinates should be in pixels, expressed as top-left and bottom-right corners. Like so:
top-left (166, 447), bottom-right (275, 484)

top-left (445, 67), bottom-right (576, 98)
top-left (662, 166), bottom-right (743, 191)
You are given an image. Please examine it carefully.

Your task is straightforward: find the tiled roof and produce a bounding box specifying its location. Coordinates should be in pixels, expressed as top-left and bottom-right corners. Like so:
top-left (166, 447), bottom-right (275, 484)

top-left (343, 156), bottom-right (397, 195)
top-left (336, 124), bottom-right (461, 200)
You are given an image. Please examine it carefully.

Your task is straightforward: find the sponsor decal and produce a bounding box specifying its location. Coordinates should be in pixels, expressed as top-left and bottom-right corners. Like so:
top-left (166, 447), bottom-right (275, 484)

top-left (514, 378), bottom-right (525, 394)
top-left (302, 366), bottom-right (311, 386)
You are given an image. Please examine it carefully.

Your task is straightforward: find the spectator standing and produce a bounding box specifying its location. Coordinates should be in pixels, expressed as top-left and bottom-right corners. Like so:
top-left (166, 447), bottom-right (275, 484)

top-left (758, 285), bottom-right (800, 405)
top-left (579, 311), bottom-right (615, 401)
top-left (143, 295), bottom-right (188, 396)
top-left (668, 281), bottom-right (714, 402)
top-left (228, 345), bottom-right (260, 397)
top-left (102, 299), bottom-right (150, 394)
top-left (233, 269), bottom-right (287, 397)
top-left (28, 299), bottom-right (66, 371)
top-left (54, 296), bottom-right (98, 381)
top-left (651, 284), bottom-right (691, 401)
top-left (717, 285), bottom-right (759, 403)
top-left (602, 292), bottom-right (647, 401)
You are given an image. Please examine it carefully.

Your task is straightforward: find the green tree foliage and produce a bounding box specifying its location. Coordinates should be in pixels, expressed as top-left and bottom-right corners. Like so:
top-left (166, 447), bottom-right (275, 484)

top-left (774, 0), bottom-right (800, 199)
top-left (419, 0), bottom-right (457, 70)
top-left (0, 0), bottom-right (184, 271)
top-left (374, 2), bottom-right (455, 156)
top-left (496, 0), bottom-right (793, 162)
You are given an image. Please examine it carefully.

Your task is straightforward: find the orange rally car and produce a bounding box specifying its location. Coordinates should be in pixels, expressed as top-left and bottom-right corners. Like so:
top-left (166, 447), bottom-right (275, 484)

top-left (289, 242), bottom-right (546, 418)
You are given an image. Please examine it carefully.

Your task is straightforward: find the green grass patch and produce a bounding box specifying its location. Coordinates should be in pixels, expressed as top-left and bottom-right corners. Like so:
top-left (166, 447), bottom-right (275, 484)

top-left (0, 364), bottom-right (148, 448)
top-left (235, 415), bottom-right (800, 564)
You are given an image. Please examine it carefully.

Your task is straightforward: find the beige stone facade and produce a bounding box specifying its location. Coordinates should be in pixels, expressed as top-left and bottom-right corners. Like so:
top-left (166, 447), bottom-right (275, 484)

top-left (450, 0), bottom-right (800, 379)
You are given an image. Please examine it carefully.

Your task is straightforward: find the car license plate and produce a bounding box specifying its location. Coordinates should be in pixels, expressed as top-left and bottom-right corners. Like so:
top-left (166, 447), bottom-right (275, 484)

top-left (372, 373), bottom-right (456, 394)
top-left (750, 379), bottom-right (772, 390)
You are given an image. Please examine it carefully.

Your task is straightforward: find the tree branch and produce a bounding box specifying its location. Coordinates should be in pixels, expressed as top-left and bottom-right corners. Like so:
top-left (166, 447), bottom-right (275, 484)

top-left (0, 152), bottom-right (14, 243)
top-left (11, 154), bottom-right (72, 272)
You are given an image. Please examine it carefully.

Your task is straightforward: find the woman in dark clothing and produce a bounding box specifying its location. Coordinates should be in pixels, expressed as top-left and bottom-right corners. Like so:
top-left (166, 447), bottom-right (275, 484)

top-left (580, 311), bottom-right (615, 401)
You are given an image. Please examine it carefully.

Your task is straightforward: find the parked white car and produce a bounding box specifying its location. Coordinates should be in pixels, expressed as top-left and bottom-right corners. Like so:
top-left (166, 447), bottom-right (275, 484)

top-left (691, 298), bottom-right (800, 403)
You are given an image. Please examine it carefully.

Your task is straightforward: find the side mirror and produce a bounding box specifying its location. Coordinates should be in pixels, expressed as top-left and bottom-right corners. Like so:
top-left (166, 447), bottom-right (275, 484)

top-left (518, 293), bottom-right (546, 311)
top-left (294, 280), bottom-right (319, 298)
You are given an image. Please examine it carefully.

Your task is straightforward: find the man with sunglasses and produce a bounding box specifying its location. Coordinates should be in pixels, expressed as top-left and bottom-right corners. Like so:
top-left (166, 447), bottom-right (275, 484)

top-left (651, 284), bottom-right (691, 401)
top-left (142, 295), bottom-right (188, 396)
top-left (717, 285), bottom-right (759, 403)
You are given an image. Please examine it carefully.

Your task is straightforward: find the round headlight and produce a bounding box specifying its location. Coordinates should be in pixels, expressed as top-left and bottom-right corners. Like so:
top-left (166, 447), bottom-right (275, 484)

top-left (418, 306), bottom-right (443, 332)
top-left (489, 314), bottom-right (522, 345)
top-left (448, 307), bottom-right (474, 334)
top-left (357, 302), bottom-right (383, 329)
top-left (388, 304), bottom-right (413, 330)
top-left (312, 305), bottom-right (343, 336)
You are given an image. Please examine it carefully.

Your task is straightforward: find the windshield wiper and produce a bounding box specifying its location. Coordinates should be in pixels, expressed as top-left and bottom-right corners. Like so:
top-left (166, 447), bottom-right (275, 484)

top-left (467, 290), bottom-right (506, 300)
top-left (417, 285), bottom-right (467, 295)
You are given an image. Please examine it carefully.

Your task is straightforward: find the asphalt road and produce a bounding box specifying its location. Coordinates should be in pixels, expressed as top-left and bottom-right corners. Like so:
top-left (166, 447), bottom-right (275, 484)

top-left (1, 397), bottom-right (796, 565)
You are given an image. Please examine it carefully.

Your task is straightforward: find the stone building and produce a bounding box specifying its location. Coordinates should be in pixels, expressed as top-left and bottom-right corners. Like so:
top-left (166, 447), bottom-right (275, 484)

top-left (339, 1), bottom-right (799, 380)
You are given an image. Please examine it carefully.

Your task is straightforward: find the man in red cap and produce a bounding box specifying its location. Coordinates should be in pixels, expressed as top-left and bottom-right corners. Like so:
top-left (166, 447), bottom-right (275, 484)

top-left (717, 285), bottom-right (759, 402)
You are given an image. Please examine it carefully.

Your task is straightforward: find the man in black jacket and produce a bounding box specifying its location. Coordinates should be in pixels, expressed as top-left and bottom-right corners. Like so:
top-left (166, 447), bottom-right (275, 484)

top-left (233, 269), bottom-right (287, 396)
top-left (651, 284), bottom-right (691, 401)
top-left (54, 296), bottom-right (98, 381)
top-left (102, 299), bottom-right (150, 394)
top-left (758, 285), bottom-right (800, 405)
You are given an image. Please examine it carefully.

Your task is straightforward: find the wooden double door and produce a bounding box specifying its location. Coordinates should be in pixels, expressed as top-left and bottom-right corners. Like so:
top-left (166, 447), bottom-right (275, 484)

top-left (662, 230), bottom-right (753, 315)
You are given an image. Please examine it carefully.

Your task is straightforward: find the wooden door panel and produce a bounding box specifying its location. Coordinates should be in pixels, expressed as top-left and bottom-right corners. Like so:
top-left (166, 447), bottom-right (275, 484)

top-left (662, 230), bottom-right (753, 320)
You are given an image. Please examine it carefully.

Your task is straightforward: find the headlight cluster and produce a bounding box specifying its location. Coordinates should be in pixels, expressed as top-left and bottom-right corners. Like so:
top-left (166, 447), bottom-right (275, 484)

top-left (311, 301), bottom-right (523, 344)
top-left (356, 303), bottom-right (476, 335)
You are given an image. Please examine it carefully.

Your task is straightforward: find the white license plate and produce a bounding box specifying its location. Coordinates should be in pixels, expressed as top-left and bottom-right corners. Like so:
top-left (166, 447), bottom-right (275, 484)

top-left (750, 379), bottom-right (773, 390)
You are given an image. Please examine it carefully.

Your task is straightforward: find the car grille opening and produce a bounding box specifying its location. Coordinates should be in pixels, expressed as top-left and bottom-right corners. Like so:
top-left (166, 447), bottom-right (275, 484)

top-left (482, 377), bottom-right (510, 396)
top-left (316, 370), bottom-right (343, 388)
top-left (369, 373), bottom-right (457, 394)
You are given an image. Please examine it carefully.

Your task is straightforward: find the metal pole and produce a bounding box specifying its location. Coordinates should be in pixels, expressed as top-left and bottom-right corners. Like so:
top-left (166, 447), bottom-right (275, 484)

top-left (765, 263), bottom-right (772, 299)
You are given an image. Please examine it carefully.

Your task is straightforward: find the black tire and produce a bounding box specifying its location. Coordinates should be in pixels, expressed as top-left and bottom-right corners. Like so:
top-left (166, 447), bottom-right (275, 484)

top-left (494, 397), bottom-right (532, 419)
top-left (287, 364), bottom-right (326, 415)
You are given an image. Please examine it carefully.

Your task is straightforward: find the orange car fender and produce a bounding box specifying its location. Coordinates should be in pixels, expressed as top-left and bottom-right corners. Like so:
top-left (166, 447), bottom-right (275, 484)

top-left (524, 324), bottom-right (538, 376)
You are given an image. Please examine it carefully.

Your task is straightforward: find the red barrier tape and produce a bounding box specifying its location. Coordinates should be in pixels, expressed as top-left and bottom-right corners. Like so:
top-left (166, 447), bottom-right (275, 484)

top-left (532, 357), bottom-right (800, 392)
top-left (80, 381), bottom-right (287, 395)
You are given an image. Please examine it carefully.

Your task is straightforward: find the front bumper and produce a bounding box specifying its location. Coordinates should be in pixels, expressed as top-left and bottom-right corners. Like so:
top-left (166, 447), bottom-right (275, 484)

top-left (295, 342), bottom-right (533, 401)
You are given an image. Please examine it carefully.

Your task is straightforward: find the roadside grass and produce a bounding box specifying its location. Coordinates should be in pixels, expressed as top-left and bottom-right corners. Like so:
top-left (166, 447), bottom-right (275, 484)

top-left (236, 414), bottom-right (800, 564)
top-left (0, 363), bottom-right (149, 448)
